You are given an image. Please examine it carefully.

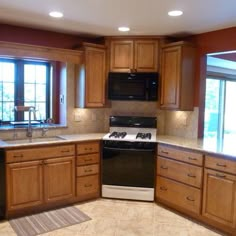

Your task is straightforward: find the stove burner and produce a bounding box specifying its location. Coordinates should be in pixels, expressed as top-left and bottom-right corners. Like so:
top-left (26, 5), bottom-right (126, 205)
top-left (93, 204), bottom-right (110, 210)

top-left (136, 132), bottom-right (152, 140)
top-left (109, 131), bottom-right (127, 139)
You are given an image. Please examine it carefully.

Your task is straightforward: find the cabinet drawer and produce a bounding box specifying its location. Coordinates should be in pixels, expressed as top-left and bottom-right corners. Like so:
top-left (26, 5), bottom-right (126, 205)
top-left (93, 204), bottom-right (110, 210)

top-left (157, 157), bottom-right (202, 188)
top-left (77, 153), bottom-right (100, 166)
top-left (6, 145), bottom-right (75, 163)
top-left (158, 144), bottom-right (203, 166)
top-left (205, 155), bottom-right (236, 175)
top-left (77, 175), bottom-right (99, 196)
top-left (156, 176), bottom-right (201, 214)
top-left (77, 142), bottom-right (100, 155)
top-left (77, 164), bottom-right (99, 177)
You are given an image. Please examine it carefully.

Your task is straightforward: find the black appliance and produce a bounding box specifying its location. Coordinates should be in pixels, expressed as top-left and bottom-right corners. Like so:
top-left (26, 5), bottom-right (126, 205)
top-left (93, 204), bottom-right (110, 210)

top-left (102, 116), bottom-right (157, 201)
top-left (108, 72), bottom-right (158, 101)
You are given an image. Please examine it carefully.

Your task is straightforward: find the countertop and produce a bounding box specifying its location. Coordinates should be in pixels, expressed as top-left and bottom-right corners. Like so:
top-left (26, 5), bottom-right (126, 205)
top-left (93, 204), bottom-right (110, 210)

top-left (0, 133), bottom-right (235, 159)
top-left (157, 135), bottom-right (236, 159)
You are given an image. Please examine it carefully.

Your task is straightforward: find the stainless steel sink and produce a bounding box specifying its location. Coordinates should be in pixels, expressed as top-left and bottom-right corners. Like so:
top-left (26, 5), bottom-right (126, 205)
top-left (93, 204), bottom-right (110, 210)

top-left (3, 136), bottom-right (65, 144)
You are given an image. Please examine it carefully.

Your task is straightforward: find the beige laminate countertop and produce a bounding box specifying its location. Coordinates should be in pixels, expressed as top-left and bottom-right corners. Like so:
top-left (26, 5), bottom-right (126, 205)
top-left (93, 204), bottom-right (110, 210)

top-left (0, 133), bottom-right (106, 149)
top-left (157, 135), bottom-right (236, 159)
top-left (0, 133), bottom-right (235, 159)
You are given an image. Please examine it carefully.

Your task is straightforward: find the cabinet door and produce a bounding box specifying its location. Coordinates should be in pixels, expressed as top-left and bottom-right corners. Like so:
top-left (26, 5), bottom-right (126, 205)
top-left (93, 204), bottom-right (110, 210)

top-left (160, 46), bottom-right (181, 109)
top-left (202, 169), bottom-right (236, 228)
top-left (7, 160), bottom-right (43, 211)
top-left (134, 40), bottom-right (158, 72)
top-left (44, 156), bottom-right (75, 203)
top-left (110, 40), bottom-right (134, 72)
top-left (85, 46), bottom-right (106, 107)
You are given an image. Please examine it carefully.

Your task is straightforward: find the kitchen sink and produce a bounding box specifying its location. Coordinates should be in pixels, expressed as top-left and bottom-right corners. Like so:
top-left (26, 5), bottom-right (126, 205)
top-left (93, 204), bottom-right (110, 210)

top-left (3, 136), bottom-right (65, 144)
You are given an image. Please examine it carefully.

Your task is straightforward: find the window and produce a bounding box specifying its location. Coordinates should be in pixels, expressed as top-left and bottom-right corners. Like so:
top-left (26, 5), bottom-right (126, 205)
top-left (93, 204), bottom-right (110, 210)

top-left (204, 55), bottom-right (236, 150)
top-left (0, 58), bottom-right (51, 123)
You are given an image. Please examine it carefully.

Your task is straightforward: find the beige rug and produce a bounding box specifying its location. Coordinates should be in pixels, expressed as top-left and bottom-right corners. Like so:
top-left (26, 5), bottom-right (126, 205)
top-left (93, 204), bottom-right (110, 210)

top-left (9, 205), bottom-right (91, 236)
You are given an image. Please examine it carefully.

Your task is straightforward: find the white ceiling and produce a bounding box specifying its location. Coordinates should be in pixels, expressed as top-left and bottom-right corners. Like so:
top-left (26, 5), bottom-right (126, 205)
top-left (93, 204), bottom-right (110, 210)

top-left (0, 0), bottom-right (236, 37)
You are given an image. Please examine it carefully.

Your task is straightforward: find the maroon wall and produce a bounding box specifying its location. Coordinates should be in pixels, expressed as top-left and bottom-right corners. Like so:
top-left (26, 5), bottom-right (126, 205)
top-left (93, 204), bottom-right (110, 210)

top-left (0, 23), bottom-right (96, 49)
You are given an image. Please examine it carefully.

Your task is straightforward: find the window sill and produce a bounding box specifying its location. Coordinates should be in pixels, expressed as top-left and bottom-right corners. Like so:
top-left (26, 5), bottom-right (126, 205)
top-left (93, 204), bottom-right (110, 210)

top-left (0, 124), bottom-right (68, 131)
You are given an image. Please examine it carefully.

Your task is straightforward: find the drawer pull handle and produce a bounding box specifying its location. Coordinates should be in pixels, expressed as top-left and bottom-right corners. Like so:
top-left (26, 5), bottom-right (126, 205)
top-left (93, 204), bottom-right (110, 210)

top-left (161, 151), bottom-right (169, 155)
top-left (188, 157), bottom-right (197, 161)
top-left (215, 173), bottom-right (226, 178)
top-left (13, 154), bottom-right (23, 158)
top-left (84, 184), bottom-right (92, 188)
top-left (85, 169), bottom-right (92, 173)
top-left (186, 196), bottom-right (195, 202)
top-left (84, 159), bottom-right (93, 162)
top-left (187, 173), bottom-right (196, 178)
top-left (161, 165), bottom-right (168, 170)
top-left (61, 150), bottom-right (70, 153)
top-left (216, 163), bottom-right (226, 167)
top-left (160, 186), bottom-right (167, 191)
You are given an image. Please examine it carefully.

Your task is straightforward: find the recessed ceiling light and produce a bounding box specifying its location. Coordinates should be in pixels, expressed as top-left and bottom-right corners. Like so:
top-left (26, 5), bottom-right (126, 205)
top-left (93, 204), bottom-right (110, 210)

top-left (118, 27), bottom-right (130, 32)
top-left (49, 11), bottom-right (63, 18)
top-left (168, 10), bottom-right (183, 17)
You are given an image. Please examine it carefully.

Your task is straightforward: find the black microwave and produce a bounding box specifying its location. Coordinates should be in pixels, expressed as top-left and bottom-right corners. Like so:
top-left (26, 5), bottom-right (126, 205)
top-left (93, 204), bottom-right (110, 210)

top-left (108, 72), bottom-right (158, 101)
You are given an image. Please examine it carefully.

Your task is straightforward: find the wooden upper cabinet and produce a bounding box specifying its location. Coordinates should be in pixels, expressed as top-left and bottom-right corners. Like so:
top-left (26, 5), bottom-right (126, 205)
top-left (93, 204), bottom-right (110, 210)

top-left (109, 39), bottom-right (159, 72)
top-left (85, 44), bottom-right (106, 107)
top-left (202, 168), bottom-right (236, 228)
top-left (160, 41), bottom-right (195, 110)
top-left (75, 43), bottom-right (106, 108)
top-left (110, 40), bottom-right (134, 72)
top-left (134, 40), bottom-right (158, 72)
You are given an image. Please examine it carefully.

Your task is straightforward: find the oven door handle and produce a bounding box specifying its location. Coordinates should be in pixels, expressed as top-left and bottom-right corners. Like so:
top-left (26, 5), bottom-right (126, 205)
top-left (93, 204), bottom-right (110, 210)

top-left (103, 147), bottom-right (155, 152)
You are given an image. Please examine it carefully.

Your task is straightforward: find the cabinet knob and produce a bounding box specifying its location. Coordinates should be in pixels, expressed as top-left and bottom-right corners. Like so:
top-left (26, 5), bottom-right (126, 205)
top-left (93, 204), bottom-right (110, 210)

top-left (160, 165), bottom-right (168, 170)
top-left (161, 151), bottom-right (169, 155)
top-left (61, 149), bottom-right (70, 153)
top-left (215, 173), bottom-right (226, 178)
top-left (160, 186), bottom-right (167, 191)
top-left (216, 163), bottom-right (226, 167)
top-left (186, 196), bottom-right (195, 202)
top-left (13, 154), bottom-right (23, 158)
top-left (187, 173), bottom-right (196, 178)
top-left (84, 184), bottom-right (92, 188)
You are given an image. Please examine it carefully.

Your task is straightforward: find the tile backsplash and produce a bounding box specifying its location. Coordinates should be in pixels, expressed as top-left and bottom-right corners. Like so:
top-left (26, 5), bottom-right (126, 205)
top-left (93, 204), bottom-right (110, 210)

top-left (0, 63), bottom-right (199, 139)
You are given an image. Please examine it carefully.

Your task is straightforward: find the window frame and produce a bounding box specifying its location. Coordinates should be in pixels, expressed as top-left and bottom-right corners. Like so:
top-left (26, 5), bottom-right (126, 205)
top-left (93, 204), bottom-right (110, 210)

top-left (0, 57), bottom-right (51, 123)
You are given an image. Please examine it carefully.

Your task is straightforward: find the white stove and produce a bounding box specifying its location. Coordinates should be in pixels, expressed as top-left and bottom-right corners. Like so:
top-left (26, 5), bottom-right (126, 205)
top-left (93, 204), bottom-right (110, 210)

top-left (102, 116), bottom-right (157, 201)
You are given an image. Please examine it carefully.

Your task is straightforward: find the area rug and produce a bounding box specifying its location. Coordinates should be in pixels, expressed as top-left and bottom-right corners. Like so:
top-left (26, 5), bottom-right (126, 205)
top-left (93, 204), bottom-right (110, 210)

top-left (9, 205), bottom-right (91, 236)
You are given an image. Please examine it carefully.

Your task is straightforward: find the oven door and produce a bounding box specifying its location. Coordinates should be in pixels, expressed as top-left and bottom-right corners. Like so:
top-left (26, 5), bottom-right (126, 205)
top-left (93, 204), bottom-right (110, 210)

top-left (102, 146), bottom-right (155, 188)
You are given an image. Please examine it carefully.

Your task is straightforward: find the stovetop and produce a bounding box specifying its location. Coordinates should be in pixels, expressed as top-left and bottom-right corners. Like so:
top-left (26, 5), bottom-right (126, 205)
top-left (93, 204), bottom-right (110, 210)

top-left (103, 115), bottom-right (157, 143)
top-left (103, 128), bottom-right (157, 143)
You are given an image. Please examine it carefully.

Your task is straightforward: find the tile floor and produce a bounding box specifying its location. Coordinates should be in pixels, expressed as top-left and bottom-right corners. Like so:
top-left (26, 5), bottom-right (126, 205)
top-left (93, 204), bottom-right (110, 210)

top-left (0, 199), bottom-right (226, 236)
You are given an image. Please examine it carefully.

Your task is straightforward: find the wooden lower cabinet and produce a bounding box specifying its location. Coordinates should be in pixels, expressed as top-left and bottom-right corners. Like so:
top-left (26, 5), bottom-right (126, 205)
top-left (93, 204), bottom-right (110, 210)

top-left (44, 156), bottom-right (75, 203)
top-left (156, 176), bottom-right (201, 214)
top-left (202, 168), bottom-right (236, 228)
top-left (7, 160), bottom-right (43, 211)
top-left (6, 156), bottom-right (75, 214)
top-left (77, 175), bottom-right (99, 197)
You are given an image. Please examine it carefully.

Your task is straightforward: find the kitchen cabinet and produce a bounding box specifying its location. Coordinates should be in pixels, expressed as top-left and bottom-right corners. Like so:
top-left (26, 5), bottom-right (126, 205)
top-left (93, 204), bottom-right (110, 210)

top-left (109, 39), bottom-right (159, 72)
top-left (202, 155), bottom-right (236, 229)
top-left (156, 144), bottom-right (203, 214)
top-left (6, 145), bottom-right (75, 215)
top-left (44, 156), bottom-right (75, 203)
top-left (7, 160), bottom-right (43, 211)
top-left (76, 141), bottom-right (100, 201)
top-left (160, 41), bottom-right (195, 110)
top-left (75, 43), bottom-right (106, 108)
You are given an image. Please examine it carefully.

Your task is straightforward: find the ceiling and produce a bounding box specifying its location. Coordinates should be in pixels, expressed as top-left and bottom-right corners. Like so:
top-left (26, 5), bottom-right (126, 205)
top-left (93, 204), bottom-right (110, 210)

top-left (0, 0), bottom-right (236, 37)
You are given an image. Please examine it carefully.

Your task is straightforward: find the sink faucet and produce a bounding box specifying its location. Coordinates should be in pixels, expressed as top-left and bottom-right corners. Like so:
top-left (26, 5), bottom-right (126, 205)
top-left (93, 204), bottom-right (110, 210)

top-left (26, 107), bottom-right (36, 138)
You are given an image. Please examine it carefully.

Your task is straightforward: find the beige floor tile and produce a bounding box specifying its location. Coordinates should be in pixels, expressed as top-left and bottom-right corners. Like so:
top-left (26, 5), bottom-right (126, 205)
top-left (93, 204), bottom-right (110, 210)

top-left (0, 199), bottom-right (226, 236)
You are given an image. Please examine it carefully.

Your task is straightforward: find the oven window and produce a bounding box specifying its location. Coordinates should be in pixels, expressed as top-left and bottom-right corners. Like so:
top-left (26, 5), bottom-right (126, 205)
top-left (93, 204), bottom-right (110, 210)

top-left (102, 149), bottom-right (155, 188)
